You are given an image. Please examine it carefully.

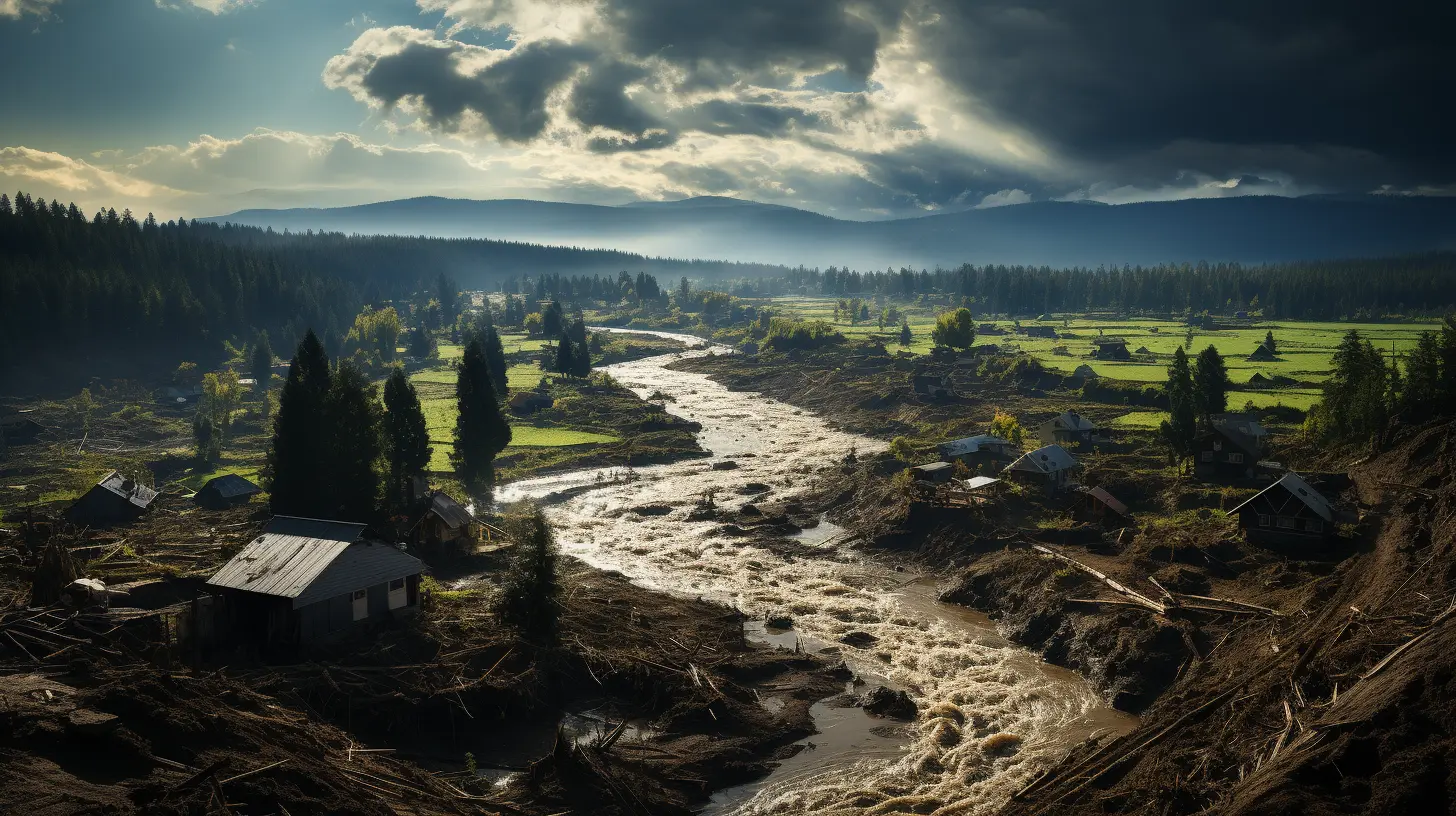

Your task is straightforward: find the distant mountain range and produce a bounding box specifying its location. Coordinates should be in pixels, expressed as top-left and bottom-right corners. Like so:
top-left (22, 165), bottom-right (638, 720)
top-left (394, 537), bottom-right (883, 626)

top-left (202, 194), bottom-right (1456, 269)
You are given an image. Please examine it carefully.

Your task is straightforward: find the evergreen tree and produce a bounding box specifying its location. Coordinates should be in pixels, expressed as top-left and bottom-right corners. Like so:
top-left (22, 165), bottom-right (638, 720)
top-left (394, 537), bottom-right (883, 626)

top-left (452, 339), bottom-right (512, 488)
top-left (1192, 345), bottom-right (1231, 419)
top-left (267, 331), bottom-right (332, 515)
top-left (1402, 332), bottom-right (1442, 421)
top-left (572, 337), bottom-right (592, 378)
top-left (382, 367), bottom-right (431, 510)
top-left (1321, 330), bottom-right (1389, 443)
top-left (192, 413), bottom-right (218, 463)
top-left (483, 326), bottom-right (508, 396)
top-left (555, 334), bottom-right (576, 374)
top-left (250, 332), bottom-right (274, 393)
top-left (1160, 346), bottom-right (1198, 464)
top-left (325, 362), bottom-right (384, 522)
top-left (437, 273), bottom-right (459, 326)
top-left (1264, 330), bottom-right (1277, 354)
top-left (899, 320), bottom-right (912, 346)
top-left (542, 299), bottom-right (564, 338)
top-left (1439, 317), bottom-right (1456, 405)
top-left (494, 505), bottom-right (561, 645)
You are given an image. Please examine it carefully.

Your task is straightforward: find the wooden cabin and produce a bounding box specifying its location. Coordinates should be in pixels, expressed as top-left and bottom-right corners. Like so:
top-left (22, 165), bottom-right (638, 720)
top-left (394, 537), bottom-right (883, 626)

top-left (912, 374), bottom-right (954, 400)
top-left (408, 491), bottom-right (479, 557)
top-left (1090, 338), bottom-right (1130, 360)
top-left (65, 471), bottom-right (158, 527)
top-left (1004, 444), bottom-right (1081, 496)
top-left (1246, 344), bottom-right (1277, 362)
top-left (206, 516), bottom-right (422, 647)
top-left (1074, 486), bottom-right (1131, 527)
top-left (1226, 472), bottom-right (1335, 547)
top-left (911, 461), bottom-right (956, 483)
top-left (194, 474), bottom-right (262, 510)
top-left (937, 435), bottom-right (1015, 470)
top-left (1193, 418), bottom-right (1267, 481)
top-left (1038, 410), bottom-right (1098, 448)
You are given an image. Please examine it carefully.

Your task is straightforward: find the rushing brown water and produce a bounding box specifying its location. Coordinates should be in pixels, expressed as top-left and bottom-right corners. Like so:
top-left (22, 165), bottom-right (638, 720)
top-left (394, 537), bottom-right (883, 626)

top-left (498, 331), bottom-right (1136, 815)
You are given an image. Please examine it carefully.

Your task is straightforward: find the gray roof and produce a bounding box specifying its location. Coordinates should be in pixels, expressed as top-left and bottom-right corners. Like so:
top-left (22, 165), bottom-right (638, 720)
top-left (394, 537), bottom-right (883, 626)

top-left (412, 491), bottom-right (475, 532)
top-left (1227, 471), bottom-right (1334, 522)
top-left (1079, 485), bottom-right (1129, 515)
top-left (1043, 411), bottom-right (1096, 432)
top-left (913, 461), bottom-right (955, 472)
top-left (1006, 444), bottom-right (1080, 475)
top-left (208, 517), bottom-right (420, 609)
top-left (200, 473), bottom-right (261, 499)
top-left (964, 476), bottom-right (1001, 490)
top-left (96, 471), bottom-right (158, 510)
top-left (938, 435), bottom-right (1010, 457)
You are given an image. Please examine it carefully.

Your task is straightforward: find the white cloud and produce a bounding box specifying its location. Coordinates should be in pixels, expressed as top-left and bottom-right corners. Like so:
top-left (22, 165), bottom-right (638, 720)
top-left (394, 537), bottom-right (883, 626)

top-left (155, 0), bottom-right (257, 15)
top-left (975, 188), bottom-right (1030, 208)
top-left (0, 0), bottom-right (61, 18)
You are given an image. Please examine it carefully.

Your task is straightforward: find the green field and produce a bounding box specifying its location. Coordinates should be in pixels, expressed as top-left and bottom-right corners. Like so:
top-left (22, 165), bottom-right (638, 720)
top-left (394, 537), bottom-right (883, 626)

top-left (751, 297), bottom-right (1437, 415)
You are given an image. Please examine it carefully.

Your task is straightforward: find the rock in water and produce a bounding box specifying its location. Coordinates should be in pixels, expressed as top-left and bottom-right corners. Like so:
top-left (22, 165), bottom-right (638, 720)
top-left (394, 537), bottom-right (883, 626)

top-left (857, 686), bottom-right (917, 719)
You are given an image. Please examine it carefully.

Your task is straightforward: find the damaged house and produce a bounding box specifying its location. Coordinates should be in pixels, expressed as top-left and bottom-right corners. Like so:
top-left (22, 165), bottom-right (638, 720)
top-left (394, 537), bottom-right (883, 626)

top-left (408, 491), bottom-right (480, 557)
top-left (206, 516), bottom-right (423, 646)
top-left (65, 471), bottom-right (158, 527)
top-left (1226, 472), bottom-right (1337, 547)
top-left (1004, 444), bottom-right (1082, 495)
top-left (1038, 410), bottom-right (1099, 448)
top-left (1194, 415), bottom-right (1270, 481)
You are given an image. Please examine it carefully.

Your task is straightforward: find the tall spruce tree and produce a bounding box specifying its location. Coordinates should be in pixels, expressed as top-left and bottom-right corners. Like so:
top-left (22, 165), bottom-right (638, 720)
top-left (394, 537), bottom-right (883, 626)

top-left (542, 299), bottom-right (565, 339)
top-left (250, 332), bottom-right (274, 393)
top-left (1192, 345), bottom-right (1231, 419)
top-left (555, 334), bottom-right (576, 374)
top-left (899, 320), bottom-right (912, 346)
top-left (1402, 332), bottom-right (1442, 421)
top-left (483, 326), bottom-right (508, 396)
top-left (326, 362), bottom-right (384, 522)
top-left (453, 339), bottom-right (512, 488)
top-left (383, 367), bottom-right (431, 510)
top-left (1321, 330), bottom-right (1389, 442)
top-left (267, 331), bottom-right (332, 515)
top-left (1160, 346), bottom-right (1198, 464)
top-left (495, 505), bottom-right (561, 644)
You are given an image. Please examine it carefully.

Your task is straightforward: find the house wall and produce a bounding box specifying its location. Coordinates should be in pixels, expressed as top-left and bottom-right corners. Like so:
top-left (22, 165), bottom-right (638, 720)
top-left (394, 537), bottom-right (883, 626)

top-left (295, 574), bottom-right (421, 644)
top-left (66, 489), bottom-right (143, 527)
top-left (1236, 491), bottom-right (1329, 547)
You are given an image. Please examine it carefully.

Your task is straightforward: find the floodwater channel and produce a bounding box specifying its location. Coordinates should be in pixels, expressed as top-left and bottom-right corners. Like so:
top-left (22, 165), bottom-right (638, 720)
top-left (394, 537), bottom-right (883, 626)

top-left (496, 330), bottom-right (1136, 815)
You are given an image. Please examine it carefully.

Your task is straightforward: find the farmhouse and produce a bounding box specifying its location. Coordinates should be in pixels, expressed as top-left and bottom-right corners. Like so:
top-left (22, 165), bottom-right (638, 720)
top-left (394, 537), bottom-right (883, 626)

top-left (1226, 472), bottom-right (1335, 547)
top-left (65, 471), bottom-right (158, 527)
top-left (937, 435), bottom-right (1015, 469)
top-left (194, 474), bottom-right (262, 510)
top-left (1074, 485), bottom-right (1131, 526)
top-left (1004, 444), bottom-right (1081, 495)
top-left (1021, 326), bottom-right (1059, 339)
top-left (206, 516), bottom-right (423, 646)
top-left (1038, 410), bottom-right (1098, 447)
top-left (408, 491), bottom-right (480, 557)
top-left (1247, 344), bottom-right (1277, 362)
top-left (1194, 416), bottom-right (1268, 481)
top-left (1090, 337), bottom-right (1131, 360)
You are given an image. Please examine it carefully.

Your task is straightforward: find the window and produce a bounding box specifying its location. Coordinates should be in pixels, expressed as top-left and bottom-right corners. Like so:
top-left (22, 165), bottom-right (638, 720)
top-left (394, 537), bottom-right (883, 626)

top-left (1258, 514), bottom-right (1270, 527)
top-left (1213, 440), bottom-right (1223, 452)
top-left (388, 578), bottom-right (408, 610)
top-left (1228, 453), bottom-right (1244, 464)
top-left (1276, 516), bottom-right (1296, 530)
top-left (1306, 519), bottom-right (1324, 533)
top-left (352, 589), bottom-right (368, 621)
top-left (1201, 451), bottom-right (1214, 462)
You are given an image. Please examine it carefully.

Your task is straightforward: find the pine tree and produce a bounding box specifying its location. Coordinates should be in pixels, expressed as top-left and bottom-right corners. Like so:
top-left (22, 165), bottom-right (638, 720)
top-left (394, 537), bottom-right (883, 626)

top-left (483, 326), bottom-right (508, 395)
top-left (572, 337), bottom-right (592, 378)
top-left (1192, 345), bottom-right (1230, 419)
top-left (250, 332), bottom-right (274, 394)
top-left (453, 339), bottom-right (512, 488)
top-left (555, 335), bottom-right (576, 374)
top-left (437, 273), bottom-right (459, 326)
top-left (267, 331), bottom-right (332, 515)
top-left (383, 367), bottom-right (431, 510)
top-left (542, 299), bottom-right (564, 338)
top-left (1402, 332), bottom-right (1442, 421)
top-left (324, 362), bottom-right (383, 522)
top-left (1160, 346), bottom-right (1198, 464)
top-left (494, 506), bottom-right (560, 644)
top-left (1264, 330), bottom-right (1277, 354)
top-left (899, 320), bottom-right (912, 346)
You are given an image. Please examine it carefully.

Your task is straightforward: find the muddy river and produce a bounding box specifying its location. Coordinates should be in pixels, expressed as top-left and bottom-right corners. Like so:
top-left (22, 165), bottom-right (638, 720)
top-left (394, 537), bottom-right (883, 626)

top-left (497, 331), bottom-right (1136, 815)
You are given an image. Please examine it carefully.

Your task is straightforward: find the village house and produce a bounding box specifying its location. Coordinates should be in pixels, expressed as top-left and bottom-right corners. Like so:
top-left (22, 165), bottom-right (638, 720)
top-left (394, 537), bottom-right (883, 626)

top-left (937, 434), bottom-right (1016, 471)
top-left (1246, 344), bottom-right (1277, 362)
top-left (1004, 444), bottom-right (1081, 495)
top-left (1020, 326), bottom-right (1059, 339)
top-left (193, 474), bottom-right (262, 510)
top-left (1090, 337), bottom-right (1131, 360)
top-left (65, 471), bottom-right (158, 527)
top-left (911, 461), bottom-right (957, 483)
top-left (206, 516), bottom-right (423, 647)
top-left (408, 491), bottom-right (480, 557)
top-left (1038, 410), bottom-right (1098, 448)
top-left (1194, 416), bottom-right (1269, 481)
top-left (1073, 485), bottom-right (1132, 527)
top-left (1226, 472), bottom-right (1336, 547)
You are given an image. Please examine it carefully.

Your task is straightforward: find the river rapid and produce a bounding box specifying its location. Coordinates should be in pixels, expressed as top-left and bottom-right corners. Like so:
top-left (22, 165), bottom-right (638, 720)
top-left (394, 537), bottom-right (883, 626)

top-left (497, 331), bottom-right (1135, 815)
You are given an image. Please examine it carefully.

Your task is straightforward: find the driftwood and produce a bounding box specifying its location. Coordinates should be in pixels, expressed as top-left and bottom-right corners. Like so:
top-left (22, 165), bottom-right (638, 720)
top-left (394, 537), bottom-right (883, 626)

top-left (1033, 545), bottom-right (1166, 614)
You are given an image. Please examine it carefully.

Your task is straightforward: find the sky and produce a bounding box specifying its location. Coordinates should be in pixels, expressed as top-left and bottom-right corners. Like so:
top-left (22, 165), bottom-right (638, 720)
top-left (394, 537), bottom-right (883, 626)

top-left (1, 0), bottom-right (1451, 220)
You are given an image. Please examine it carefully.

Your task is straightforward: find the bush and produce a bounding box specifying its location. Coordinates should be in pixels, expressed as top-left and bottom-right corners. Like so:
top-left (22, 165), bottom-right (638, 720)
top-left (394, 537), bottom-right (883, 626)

top-left (764, 317), bottom-right (842, 351)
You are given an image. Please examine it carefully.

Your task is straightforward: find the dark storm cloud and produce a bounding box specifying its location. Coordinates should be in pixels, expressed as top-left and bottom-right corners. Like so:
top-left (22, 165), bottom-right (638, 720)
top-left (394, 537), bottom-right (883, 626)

top-left (359, 38), bottom-right (591, 142)
top-left (679, 99), bottom-right (829, 138)
top-left (920, 0), bottom-right (1456, 185)
top-left (567, 59), bottom-right (661, 136)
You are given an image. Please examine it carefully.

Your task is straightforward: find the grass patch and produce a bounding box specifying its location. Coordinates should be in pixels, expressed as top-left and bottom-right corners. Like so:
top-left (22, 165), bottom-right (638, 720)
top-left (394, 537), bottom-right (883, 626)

top-left (1108, 411), bottom-right (1170, 429)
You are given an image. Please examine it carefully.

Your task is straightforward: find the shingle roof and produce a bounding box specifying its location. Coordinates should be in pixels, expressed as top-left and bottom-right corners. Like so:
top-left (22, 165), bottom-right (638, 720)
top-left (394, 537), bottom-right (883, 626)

top-left (1046, 411), bottom-right (1096, 432)
top-left (1079, 485), bottom-right (1129, 516)
top-left (207, 517), bottom-right (420, 609)
top-left (964, 476), bottom-right (1001, 490)
top-left (913, 461), bottom-right (955, 473)
top-left (1006, 444), bottom-right (1080, 474)
top-left (424, 491), bottom-right (475, 530)
top-left (938, 435), bottom-right (1010, 457)
top-left (201, 473), bottom-right (261, 499)
top-left (97, 471), bottom-right (158, 510)
top-left (1227, 472), bottom-right (1334, 522)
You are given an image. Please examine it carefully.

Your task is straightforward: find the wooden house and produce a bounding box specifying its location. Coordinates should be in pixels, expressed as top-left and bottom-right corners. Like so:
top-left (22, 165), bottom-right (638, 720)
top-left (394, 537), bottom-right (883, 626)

top-left (1074, 486), bottom-right (1131, 526)
top-left (194, 474), bottom-right (262, 510)
top-left (911, 461), bottom-right (956, 483)
top-left (1021, 326), bottom-right (1059, 339)
top-left (1246, 344), bottom-right (1277, 362)
top-left (206, 516), bottom-right (422, 646)
top-left (1090, 337), bottom-right (1130, 360)
top-left (65, 471), bottom-right (158, 527)
top-left (1038, 410), bottom-right (1098, 447)
top-left (1004, 444), bottom-right (1081, 495)
top-left (1194, 416), bottom-right (1268, 481)
top-left (937, 435), bottom-right (1015, 471)
top-left (1226, 472), bottom-right (1335, 547)
top-left (408, 491), bottom-right (479, 557)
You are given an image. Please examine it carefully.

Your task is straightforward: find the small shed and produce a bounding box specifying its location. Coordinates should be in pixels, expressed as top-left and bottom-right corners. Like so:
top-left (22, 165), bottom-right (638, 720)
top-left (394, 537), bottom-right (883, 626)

top-left (65, 471), bottom-right (158, 528)
top-left (206, 516), bottom-right (423, 646)
top-left (1226, 472), bottom-right (1335, 547)
top-left (1248, 372), bottom-right (1270, 387)
top-left (912, 461), bottom-right (956, 483)
top-left (1134, 346), bottom-right (1152, 355)
top-left (408, 491), bottom-right (480, 557)
top-left (1246, 344), bottom-right (1277, 362)
top-left (1022, 326), bottom-right (1058, 339)
top-left (1074, 486), bottom-right (1131, 526)
top-left (194, 474), bottom-right (262, 510)
top-left (1038, 410), bottom-right (1098, 447)
top-left (937, 435), bottom-right (1015, 468)
top-left (1072, 364), bottom-right (1099, 379)
top-left (1004, 444), bottom-right (1081, 495)
top-left (1090, 338), bottom-right (1130, 360)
